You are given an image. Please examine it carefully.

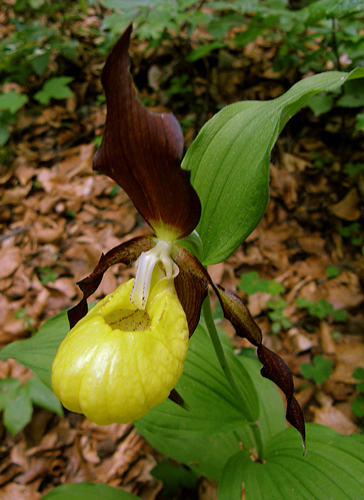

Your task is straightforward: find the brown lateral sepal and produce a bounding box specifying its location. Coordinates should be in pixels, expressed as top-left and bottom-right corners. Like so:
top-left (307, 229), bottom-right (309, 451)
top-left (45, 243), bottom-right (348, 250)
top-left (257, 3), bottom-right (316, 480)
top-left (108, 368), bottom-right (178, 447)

top-left (68, 236), bottom-right (153, 328)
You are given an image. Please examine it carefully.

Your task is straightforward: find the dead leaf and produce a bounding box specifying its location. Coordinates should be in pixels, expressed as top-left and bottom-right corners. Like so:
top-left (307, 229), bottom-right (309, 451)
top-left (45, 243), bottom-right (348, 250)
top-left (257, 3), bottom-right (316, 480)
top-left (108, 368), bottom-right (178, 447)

top-left (0, 247), bottom-right (22, 279)
top-left (330, 188), bottom-right (361, 221)
top-left (332, 341), bottom-right (364, 384)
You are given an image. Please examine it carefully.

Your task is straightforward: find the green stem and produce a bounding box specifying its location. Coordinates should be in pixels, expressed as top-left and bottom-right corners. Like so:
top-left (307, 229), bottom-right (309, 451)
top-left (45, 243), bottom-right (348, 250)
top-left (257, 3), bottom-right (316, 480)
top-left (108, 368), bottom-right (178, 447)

top-left (202, 297), bottom-right (264, 457)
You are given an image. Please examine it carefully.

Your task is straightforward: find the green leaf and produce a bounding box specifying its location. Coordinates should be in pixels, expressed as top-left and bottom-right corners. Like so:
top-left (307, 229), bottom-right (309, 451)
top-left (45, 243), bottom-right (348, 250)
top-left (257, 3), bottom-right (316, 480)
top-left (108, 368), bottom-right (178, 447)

top-left (0, 121), bottom-right (11, 146)
top-left (307, 93), bottom-right (334, 116)
top-left (353, 367), bottom-right (364, 380)
top-left (151, 460), bottom-right (197, 498)
top-left (218, 424), bottom-right (364, 500)
top-left (31, 51), bottom-right (50, 76)
top-left (0, 309), bottom-right (70, 389)
top-left (34, 77), bottom-right (74, 105)
top-left (351, 396), bottom-right (364, 418)
top-left (355, 112), bottom-right (364, 132)
top-left (135, 325), bottom-right (285, 481)
top-left (183, 68), bottom-right (364, 265)
top-left (42, 482), bottom-right (141, 499)
top-left (27, 377), bottom-right (63, 416)
top-left (333, 309), bottom-right (349, 322)
top-left (0, 92), bottom-right (28, 113)
top-left (337, 93), bottom-right (364, 108)
top-left (238, 272), bottom-right (284, 296)
top-left (326, 265), bottom-right (341, 278)
top-left (306, 0), bottom-right (363, 22)
top-left (3, 385), bottom-right (33, 436)
top-left (301, 355), bottom-right (333, 385)
top-left (186, 40), bottom-right (225, 62)
top-left (139, 324), bottom-right (260, 435)
top-left (0, 378), bottom-right (21, 411)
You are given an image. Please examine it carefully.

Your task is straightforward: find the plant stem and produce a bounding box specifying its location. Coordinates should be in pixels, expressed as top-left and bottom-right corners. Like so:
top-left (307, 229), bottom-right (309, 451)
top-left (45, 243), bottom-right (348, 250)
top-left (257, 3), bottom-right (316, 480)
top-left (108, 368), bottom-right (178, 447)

top-left (202, 297), bottom-right (264, 458)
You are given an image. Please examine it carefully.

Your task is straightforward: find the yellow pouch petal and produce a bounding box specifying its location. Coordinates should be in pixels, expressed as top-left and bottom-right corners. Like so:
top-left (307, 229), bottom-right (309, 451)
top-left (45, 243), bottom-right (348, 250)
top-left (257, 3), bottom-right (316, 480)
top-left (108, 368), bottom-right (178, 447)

top-left (51, 278), bottom-right (189, 425)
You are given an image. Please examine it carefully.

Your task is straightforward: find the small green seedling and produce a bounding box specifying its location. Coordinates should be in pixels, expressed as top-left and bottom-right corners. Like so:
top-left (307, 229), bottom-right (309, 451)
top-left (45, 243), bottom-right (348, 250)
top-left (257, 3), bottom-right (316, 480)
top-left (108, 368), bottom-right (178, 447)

top-left (15, 308), bottom-right (36, 334)
top-left (325, 265), bottom-right (341, 278)
top-left (34, 77), bottom-right (74, 105)
top-left (301, 355), bottom-right (333, 385)
top-left (0, 92), bottom-right (29, 146)
top-left (296, 297), bottom-right (348, 322)
top-left (267, 298), bottom-right (292, 334)
top-left (345, 163), bottom-right (364, 177)
top-left (0, 377), bottom-right (63, 436)
top-left (238, 271), bottom-right (285, 296)
top-left (340, 223), bottom-right (363, 247)
top-left (36, 266), bottom-right (58, 284)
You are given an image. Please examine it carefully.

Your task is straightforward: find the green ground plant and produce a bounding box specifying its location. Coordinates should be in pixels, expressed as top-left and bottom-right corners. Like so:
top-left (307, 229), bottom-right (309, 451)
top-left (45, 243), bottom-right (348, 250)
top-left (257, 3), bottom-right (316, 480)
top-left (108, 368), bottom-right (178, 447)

top-left (0, 377), bottom-right (63, 436)
top-left (301, 355), bottom-right (333, 385)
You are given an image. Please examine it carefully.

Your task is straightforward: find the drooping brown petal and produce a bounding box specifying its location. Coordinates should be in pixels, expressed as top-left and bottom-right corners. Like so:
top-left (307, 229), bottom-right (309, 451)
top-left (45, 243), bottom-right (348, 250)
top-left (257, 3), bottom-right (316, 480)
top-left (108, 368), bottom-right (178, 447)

top-left (94, 25), bottom-right (201, 240)
top-left (172, 244), bottom-right (208, 336)
top-left (168, 388), bottom-right (189, 410)
top-left (214, 285), bottom-right (262, 346)
top-left (257, 343), bottom-right (306, 451)
top-left (172, 243), bottom-right (305, 446)
top-left (68, 236), bottom-right (153, 328)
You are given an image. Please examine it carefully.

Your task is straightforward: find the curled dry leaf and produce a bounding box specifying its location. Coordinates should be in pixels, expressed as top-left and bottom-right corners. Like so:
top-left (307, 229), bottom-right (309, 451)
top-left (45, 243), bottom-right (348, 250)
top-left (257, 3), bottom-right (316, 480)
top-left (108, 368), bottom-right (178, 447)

top-left (330, 188), bottom-right (361, 221)
top-left (0, 247), bottom-right (22, 279)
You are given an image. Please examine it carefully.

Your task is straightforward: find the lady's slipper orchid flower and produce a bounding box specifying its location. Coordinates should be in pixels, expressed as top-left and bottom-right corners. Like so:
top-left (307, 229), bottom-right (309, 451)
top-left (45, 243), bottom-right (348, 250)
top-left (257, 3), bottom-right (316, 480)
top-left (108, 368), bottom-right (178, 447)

top-left (52, 277), bottom-right (188, 425)
top-left (51, 25), bottom-right (305, 448)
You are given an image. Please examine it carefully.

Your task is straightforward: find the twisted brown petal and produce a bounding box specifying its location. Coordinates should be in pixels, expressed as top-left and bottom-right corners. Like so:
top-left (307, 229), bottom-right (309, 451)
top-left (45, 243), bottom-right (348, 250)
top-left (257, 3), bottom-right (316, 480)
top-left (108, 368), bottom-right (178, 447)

top-left (68, 236), bottom-right (153, 328)
top-left (257, 343), bottom-right (306, 451)
top-left (214, 285), bottom-right (262, 346)
top-left (94, 25), bottom-right (201, 240)
top-left (172, 244), bottom-right (208, 336)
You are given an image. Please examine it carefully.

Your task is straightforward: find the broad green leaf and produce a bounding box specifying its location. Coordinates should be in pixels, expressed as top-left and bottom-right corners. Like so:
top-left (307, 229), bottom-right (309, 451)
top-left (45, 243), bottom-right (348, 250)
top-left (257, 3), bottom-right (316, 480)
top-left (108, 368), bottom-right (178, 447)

top-left (0, 309), bottom-right (69, 389)
top-left (306, 0), bottom-right (363, 22)
top-left (351, 396), bottom-right (364, 418)
top-left (27, 377), bottom-right (63, 416)
top-left (0, 378), bottom-right (21, 411)
top-left (237, 352), bottom-right (285, 445)
top-left (34, 77), bottom-right (74, 105)
top-left (151, 460), bottom-right (197, 498)
top-left (307, 93), bottom-right (334, 116)
top-left (183, 68), bottom-right (364, 265)
top-left (0, 122), bottom-right (10, 146)
top-left (135, 324), bottom-right (285, 481)
top-left (218, 424), bottom-right (364, 500)
top-left (0, 92), bottom-right (28, 113)
top-left (42, 482), bottom-right (140, 499)
top-left (141, 324), bottom-right (260, 435)
top-left (3, 385), bottom-right (33, 436)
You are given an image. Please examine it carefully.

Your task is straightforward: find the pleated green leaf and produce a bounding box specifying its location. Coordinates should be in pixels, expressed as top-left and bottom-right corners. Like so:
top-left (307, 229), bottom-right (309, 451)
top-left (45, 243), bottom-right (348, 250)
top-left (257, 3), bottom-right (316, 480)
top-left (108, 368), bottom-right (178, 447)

top-left (42, 482), bottom-right (140, 499)
top-left (135, 325), bottom-right (285, 481)
top-left (0, 309), bottom-right (69, 389)
top-left (138, 324), bottom-right (259, 434)
top-left (218, 424), bottom-right (364, 500)
top-left (183, 68), bottom-right (364, 265)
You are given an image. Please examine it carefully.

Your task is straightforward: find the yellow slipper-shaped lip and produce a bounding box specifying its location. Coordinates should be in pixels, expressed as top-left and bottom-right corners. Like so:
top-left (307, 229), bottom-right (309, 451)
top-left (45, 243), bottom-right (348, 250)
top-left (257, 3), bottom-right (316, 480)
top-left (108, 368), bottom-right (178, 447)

top-left (51, 277), bottom-right (189, 425)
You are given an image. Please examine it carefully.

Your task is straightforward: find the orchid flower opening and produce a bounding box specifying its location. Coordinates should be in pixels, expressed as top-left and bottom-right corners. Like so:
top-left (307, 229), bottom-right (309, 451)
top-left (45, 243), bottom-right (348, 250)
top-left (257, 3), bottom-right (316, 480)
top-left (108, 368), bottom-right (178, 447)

top-left (51, 25), bottom-right (305, 450)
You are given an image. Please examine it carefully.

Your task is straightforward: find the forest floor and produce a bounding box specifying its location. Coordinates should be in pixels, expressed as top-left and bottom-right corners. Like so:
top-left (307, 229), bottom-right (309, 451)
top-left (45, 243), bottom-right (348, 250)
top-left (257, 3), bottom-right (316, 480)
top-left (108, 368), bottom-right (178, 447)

top-left (0, 5), bottom-right (364, 500)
